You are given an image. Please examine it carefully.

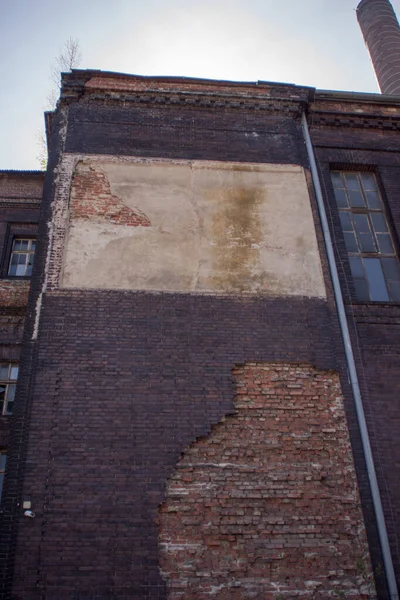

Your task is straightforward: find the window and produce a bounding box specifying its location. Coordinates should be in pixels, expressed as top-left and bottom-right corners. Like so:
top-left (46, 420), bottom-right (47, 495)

top-left (331, 171), bottom-right (400, 302)
top-left (0, 364), bottom-right (19, 415)
top-left (0, 451), bottom-right (6, 503)
top-left (8, 238), bottom-right (36, 277)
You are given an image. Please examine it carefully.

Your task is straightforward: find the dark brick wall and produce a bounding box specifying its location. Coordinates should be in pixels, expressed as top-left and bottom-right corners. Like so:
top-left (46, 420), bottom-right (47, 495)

top-left (65, 104), bottom-right (306, 166)
top-left (11, 291), bottom-right (336, 599)
top-left (311, 119), bottom-right (400, 591)
top-left (0, 172), bottom-right (43, 597)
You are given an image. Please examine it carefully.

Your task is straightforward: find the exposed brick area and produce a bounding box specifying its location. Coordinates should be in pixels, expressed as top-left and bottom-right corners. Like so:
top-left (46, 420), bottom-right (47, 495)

top-left (70, 162), bottom-right (151, 226)
top-left (0, 281), bottom-right (30, 308)
top-left (159, 363), bottom-right (375, 600)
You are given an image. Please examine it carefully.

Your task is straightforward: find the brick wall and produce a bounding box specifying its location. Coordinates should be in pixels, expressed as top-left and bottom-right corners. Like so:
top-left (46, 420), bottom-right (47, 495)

top-left (71, 162), bottom-right (151, 226)
top-left (0, 81), bottom-right (388, 599)
top-left (159, 362), bottom-right (375, 600)
top-left (10, 291), bottom-right (339, 600)
top-left (311, 103), bottom-right (400, 591)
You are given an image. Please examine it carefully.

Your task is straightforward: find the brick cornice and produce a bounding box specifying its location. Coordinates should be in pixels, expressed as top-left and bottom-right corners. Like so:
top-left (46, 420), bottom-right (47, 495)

top-left (309, 109), bottom-right (400, 131)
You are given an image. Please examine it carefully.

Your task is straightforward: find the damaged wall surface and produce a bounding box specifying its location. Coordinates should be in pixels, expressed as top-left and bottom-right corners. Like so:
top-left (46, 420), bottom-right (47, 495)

top-left (159, 363), bottom-right (375, 600)
top-left (62, 160), bottom-right (325, 297)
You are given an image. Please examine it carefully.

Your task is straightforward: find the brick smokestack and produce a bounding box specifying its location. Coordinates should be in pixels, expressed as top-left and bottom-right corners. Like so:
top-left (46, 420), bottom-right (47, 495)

top-left (357, 0), bottom-right (400, 95)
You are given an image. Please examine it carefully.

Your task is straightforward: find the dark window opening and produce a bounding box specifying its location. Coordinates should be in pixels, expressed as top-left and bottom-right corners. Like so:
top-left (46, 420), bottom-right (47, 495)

top-left (331, 171), bottom-right (400, 302)
top-left (0, 363), bottom-right (19, 415)
top-left (8, 238), bottom-right (36, 277)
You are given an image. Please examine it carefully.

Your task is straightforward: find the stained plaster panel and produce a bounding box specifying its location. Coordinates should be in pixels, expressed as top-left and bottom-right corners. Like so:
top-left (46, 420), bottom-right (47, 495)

top-left (61, 160), bottom-right (326, 297)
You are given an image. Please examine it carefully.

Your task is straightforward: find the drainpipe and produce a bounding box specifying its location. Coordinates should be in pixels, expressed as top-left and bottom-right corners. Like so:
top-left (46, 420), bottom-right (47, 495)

top-left (301, 112), bottom-right (399, 600)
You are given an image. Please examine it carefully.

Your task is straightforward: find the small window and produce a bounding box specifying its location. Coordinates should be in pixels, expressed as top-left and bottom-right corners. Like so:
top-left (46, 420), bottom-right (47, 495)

top-left (0, 451), bottom-right (6, 503)
top-left (8, 238), bottom-right (36, 277)
top-left (332, 171), bottom-right (400, 302)
top-left (0, 364), bottom-right (19, 415)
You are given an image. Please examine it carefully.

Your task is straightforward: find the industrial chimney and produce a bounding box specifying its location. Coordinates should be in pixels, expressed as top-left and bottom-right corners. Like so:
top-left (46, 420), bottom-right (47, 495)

top-left (357, 0), bottom-right (400, 95)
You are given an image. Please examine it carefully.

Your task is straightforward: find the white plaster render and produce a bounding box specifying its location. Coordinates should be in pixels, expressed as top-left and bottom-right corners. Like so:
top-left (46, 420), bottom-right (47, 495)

top-left (61, 160), bottom-right (326, 297)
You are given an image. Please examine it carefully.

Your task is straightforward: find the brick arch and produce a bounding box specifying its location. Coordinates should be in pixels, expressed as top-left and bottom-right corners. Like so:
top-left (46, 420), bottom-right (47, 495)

top-left (158, 363), bottom-right (375, 600)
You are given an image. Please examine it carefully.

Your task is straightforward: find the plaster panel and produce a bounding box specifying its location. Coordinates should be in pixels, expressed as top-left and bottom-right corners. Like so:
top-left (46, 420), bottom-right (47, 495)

top-left (61, 160), bottom-right (326, 297)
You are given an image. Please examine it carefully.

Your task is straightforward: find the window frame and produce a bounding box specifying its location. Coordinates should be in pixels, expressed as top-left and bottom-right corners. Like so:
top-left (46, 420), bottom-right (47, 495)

top-left (0, 224), bottom-right (37, 280)
top-left (8, 237), bottom-right (36, 278)
top-left (0, 363), bottom-right (19, 416)
top-left (0, 450), bottom-right (6, 504)
top-left (331, 169), bottom-right (400, 303)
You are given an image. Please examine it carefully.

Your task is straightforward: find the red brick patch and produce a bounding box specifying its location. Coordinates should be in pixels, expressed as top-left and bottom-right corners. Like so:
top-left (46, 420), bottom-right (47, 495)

top-left (70, 163), bottom-right (151, 227)
top-left (0, 280), bottom-right (30, 307)
top-left (159, 363), bottom-right (376, 599)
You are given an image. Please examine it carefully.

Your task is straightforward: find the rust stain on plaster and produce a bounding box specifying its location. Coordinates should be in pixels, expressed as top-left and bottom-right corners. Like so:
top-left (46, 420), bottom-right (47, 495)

top-left (210, 186), bottom-right (264, 292)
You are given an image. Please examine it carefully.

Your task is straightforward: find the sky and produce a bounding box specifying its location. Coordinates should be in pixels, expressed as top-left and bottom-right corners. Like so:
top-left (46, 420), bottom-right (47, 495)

top-left (1, 0), bottom-right (399, 171)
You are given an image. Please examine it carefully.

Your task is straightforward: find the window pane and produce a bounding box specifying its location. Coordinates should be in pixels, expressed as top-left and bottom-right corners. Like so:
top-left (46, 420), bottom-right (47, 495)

top-left (13, 240), bottom-right (22, 251)
top-left (331, 172), bottom-right (343, 188)
top-left (371, 213), bottom-right (388, 233)
top-left (20, 240), bottom-right (28, 250)
top-left (349, 257), bottom-right (365, 279)
top-left (0, 365), bottom-right (9, 379)
top-left (361, 173), bottom-right (378, 191)
top-left (339, 212), bottom-right (353, 231)
top-left (16, 264), bottom-right (25, 276)
top-left (31, 241), bottom-right (36, 250)
top-left (388, 281), bottom-right (400, 301)
top-left (366, 190), bottom-right (382, 209)
top-left (0, 454), bottom-right (6, 503)
top-left (7, 384), bottom-right (16, 403)
top-left (26, 264), bottom-right (33, 276)
top-left (377, 234), bottom-right (394, 254)
top-left (344, 173), bottom-right (361, 191)
top-left (354, 215), bottom-right (376, 252)
top-left (353, 214), bottom-right (370, 233)
top-left (364, 258), bottom-right (389, 301)
top-left (8, 265), bottom-right (17, 276)
top-left (344, 232), bottom-right (358, 252)
top-left (354, 278), bottom-right (370, 301)
top-left (348, 190), bottom-right (365, 208)
top-left (382, 258), bottom-right (400, 282)
top-left (18, 254), bottom-right (27, 266)
top-left (10, 366), bottom-right (19, 380)
top-left (334, 188), bottom-right (348, 208)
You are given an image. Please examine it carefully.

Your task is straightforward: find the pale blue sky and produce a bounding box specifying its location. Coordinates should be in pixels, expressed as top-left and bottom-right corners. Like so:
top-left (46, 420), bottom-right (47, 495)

top-left (1, 0), bottom-right (399, 170)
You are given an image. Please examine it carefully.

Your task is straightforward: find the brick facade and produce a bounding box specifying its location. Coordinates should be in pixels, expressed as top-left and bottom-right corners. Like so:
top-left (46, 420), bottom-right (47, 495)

top-left (0, 73), bottom-right (399, 600)
top-left (160, 363), bottom-right (374, 599)
top-left (310, 93), bottom-right (400, 590)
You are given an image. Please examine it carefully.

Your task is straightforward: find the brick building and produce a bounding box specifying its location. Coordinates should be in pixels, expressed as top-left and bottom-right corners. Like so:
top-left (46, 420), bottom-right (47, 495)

top-left (0, 6), bottom-right (400, 600)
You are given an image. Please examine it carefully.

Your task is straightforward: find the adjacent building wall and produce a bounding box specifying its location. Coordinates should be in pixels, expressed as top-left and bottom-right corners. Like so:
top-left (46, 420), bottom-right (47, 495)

top-left (310, 92), bottom-right (400, 595)
top-left (0, 172), bottom-right (43, 448)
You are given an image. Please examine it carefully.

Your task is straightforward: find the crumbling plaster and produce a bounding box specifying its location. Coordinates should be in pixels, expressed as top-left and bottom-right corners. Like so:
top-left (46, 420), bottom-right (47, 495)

top-left (57, 157), bottom-right (326, 297)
